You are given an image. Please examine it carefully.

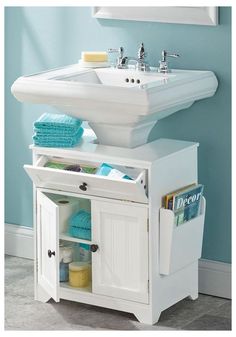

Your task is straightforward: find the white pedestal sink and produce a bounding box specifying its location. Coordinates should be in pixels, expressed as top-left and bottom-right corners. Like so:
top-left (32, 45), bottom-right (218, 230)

top-left (11, 65), bottom-right (218, 148)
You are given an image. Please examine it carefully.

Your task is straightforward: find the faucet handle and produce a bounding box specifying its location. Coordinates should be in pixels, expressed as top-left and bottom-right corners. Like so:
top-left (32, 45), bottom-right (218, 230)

top-left (161, 50), bottom-right (180, 62)
top-left (158, 50), bottom-right (180, 73)
top-left (108, 47), bottom-right (128, 69)
top-left (138, 43), bottom-right (147, 60)
top-left (108, 47), bottom-right (124, 58)
top-left (137, 42), bottom-right (150, 72)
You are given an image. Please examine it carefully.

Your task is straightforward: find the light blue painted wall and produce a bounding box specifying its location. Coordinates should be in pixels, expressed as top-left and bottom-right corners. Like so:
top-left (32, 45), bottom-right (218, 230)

top-left (5, 7), bottom-right (231, 263)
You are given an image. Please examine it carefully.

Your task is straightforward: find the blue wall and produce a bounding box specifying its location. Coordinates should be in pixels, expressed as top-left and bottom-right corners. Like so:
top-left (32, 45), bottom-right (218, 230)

top-left (5, 7), bottom-right (231, 263)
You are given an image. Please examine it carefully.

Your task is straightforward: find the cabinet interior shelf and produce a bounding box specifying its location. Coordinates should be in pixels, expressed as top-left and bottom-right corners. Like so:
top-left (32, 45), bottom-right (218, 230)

top-left (59, 233), bottom-right (92, 245)
top-left (60, 281), bottom-right (92, 293)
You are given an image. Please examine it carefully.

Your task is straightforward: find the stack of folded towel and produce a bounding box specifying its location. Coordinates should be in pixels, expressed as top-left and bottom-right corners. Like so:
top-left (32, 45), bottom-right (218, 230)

top-left (68, 210), bottom-right (91, 241)
top-left (33, 113), bottom-right (84, 147)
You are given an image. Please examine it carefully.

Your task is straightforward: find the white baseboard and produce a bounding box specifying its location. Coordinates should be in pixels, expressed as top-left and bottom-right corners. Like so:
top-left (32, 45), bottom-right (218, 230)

top-left (5, 223), bottom-right (33, 260)
top-left (198, 258), bottom-right (231, 299)
top-left (4, 223), bottom-right (231, 299)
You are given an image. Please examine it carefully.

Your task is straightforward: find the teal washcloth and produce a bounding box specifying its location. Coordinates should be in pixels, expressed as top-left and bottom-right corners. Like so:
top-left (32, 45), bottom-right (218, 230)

top-left (34, 113), bottom-right (82, 133)
top-left (69, 227), bottom-right (91, 241)
top-left (33, 127), bottom-right (84, 148)
top-left (34, 127), bottom-right (81, 137)
top-left (69, 210), bottom-right (91, 229)
top-left (68, 210), bottom-right (91, 240)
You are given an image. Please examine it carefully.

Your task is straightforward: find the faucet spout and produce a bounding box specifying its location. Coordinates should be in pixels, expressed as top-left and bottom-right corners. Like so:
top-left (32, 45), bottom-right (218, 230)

top-left (109, 43), bottom-right (150, 71)
top-left (117, 56), bottom-right (139, 69)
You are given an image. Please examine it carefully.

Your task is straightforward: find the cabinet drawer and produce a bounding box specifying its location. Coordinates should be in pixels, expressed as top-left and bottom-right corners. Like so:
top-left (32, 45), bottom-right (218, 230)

top-left (24, 156), bottom-right (148, 203)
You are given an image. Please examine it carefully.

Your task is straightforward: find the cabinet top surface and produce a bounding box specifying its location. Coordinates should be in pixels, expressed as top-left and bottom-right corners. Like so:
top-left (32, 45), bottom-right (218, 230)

top-left (30, 134), bottom-right (198, 168)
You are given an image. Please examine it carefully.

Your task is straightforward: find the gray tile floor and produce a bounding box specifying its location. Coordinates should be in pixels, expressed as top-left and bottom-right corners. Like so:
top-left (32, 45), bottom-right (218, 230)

top-left (5, 255), bottom-right (231, 331)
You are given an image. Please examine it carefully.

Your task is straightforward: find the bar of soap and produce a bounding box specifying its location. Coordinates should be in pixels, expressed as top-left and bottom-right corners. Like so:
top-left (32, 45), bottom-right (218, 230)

top-left (81, 51), bottom-right (108, 62)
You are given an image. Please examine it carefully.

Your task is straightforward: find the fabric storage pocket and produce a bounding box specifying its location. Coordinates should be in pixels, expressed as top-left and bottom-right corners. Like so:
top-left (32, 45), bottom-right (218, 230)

top-left (159, 196), bottom-right (206, 275)
top-left (24, 155), bottom-right (148, 203)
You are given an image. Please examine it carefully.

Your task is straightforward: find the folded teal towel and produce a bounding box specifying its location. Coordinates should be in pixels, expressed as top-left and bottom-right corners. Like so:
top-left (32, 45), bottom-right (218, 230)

top-left (34, 113), bottom-right (82, 133)
top-left (68, 210), bottom-right (91, 240)
top-left (69, 210), bottom-right (91, 229)
top-left (69, 227), bottom-right (91, 241)
top-left (33, 127), bottom-right (84, 147)
top-left (34, 127), bottom-right (80, 137)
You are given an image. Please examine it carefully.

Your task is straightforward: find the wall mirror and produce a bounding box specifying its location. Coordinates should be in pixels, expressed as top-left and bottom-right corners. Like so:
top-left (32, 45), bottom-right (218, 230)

top-left (93, 7), bottom-right (218, 26)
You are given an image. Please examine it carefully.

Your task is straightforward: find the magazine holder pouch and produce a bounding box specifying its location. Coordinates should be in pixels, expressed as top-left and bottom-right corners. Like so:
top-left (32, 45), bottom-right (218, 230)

top-left (159, 196), bottom-right (206, 276)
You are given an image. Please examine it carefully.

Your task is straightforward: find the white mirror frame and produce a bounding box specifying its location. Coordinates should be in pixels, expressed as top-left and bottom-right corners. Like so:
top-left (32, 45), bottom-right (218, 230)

top-left (93, 7), bottom-right (218, 26)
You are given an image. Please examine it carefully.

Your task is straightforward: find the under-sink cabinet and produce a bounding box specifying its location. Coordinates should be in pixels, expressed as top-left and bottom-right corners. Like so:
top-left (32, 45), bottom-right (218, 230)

top-left (37, 190), bottom-right (149, 304)
top-left (25, 138), bottom-right (205, 324)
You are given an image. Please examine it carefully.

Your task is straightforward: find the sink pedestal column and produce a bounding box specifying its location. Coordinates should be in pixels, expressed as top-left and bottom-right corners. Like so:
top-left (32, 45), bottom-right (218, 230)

top-left (89, 120), bottom-right (157, 148)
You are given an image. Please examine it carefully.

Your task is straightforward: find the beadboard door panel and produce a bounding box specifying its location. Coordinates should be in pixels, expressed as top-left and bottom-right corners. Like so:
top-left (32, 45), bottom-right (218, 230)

top-left (92, 200), bottom-right (149, 303)
top-left (37, 191), bottom-right (59, 302)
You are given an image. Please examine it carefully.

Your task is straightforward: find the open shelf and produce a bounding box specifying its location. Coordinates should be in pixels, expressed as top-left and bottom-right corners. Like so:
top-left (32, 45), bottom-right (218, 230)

top-left (60, 233), bottom-right (92, 245)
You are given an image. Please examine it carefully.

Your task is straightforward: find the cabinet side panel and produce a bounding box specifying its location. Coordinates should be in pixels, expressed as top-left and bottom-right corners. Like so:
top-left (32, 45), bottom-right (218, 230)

top-left (148, 146), bottom-right (198, 308)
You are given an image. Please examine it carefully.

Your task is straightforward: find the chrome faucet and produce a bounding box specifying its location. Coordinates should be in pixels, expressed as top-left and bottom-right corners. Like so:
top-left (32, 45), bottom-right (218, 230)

top-left (108, 43), bottom-right (150, 71)
top-left (108, 47), bottom-right (127, 69)
top-left (158, 50), bottom-right (180, 73)
top-left (136, 43), bottom-right (150, 72)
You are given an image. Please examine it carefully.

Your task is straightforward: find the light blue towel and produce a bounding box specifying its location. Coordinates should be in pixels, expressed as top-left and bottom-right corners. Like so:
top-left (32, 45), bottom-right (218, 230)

top-left (69, 227), bottom-right (91, 241)
top-left (34, 127), bottom-right (80, 137)
top-left (68, 210), bottom-right (91, 240)
top-left (33, 127), bottom-right (84, 147)
top-left (69, 210), bottom-right (91, 229)
top-left (34, 113), bottom-right (82, 134)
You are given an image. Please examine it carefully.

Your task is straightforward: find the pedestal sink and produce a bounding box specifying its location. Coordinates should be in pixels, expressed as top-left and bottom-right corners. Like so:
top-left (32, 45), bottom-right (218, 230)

top-left (11, 64), bottom-right (218, 148)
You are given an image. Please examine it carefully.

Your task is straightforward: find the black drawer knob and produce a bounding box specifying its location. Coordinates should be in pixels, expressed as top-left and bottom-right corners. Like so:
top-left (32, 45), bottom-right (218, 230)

top-left (90, 244), bottom-right (99, 253)
top-left (79, 182), bottom-right (88, 191)
top-left (48, 249), bottom-right (55, 258)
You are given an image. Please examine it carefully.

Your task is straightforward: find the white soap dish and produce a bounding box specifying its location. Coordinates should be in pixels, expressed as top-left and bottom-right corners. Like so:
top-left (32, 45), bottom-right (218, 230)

top-left (78, 59), bottom-right (110, 68)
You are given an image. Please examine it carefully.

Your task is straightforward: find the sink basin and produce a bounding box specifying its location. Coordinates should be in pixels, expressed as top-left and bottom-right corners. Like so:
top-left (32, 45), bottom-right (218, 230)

top-left (11, 64), bottom-right (218, 148)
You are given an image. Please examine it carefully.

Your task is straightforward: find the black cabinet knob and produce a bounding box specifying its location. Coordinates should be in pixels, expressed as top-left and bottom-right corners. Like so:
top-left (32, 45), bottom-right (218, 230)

top-left (48, 249), bottom-right (55, 258)
top-left (90, 244), bottom-right (99, 253)
top-left (79, 182), bottom-right (88, 191)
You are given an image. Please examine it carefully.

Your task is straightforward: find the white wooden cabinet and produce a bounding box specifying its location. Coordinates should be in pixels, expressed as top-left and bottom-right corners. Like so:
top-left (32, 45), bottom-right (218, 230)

top-left (25, 138), bottom-right (205, 325)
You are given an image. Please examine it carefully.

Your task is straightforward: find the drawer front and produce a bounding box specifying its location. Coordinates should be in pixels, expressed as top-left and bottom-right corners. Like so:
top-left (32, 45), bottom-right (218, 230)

top-left (24, 165), bottom-right (148, 203)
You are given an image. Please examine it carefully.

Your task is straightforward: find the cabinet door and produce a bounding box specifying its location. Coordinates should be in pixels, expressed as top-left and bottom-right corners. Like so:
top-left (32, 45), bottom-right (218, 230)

top-left (36, 191), bottom-right (59, 302)
top-left (92, 200), bottom-right (149, 304)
